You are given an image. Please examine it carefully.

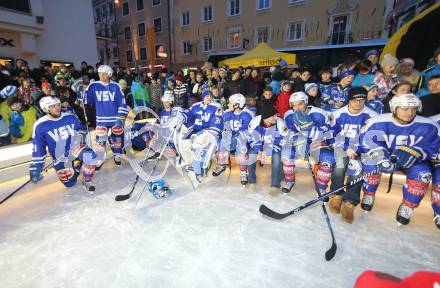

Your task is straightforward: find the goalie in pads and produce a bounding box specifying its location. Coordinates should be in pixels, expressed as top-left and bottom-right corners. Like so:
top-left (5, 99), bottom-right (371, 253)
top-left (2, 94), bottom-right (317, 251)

top-left (165, 89), bottom-right (223, 188)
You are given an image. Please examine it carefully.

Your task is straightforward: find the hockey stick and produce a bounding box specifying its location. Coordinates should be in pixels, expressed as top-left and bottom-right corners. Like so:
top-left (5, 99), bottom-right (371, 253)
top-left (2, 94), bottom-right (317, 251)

top-left (259, 167), bottom-right (380, 219)
top-left (304, 146), bottom-right (337, 261)
top-left (134, 130), bottom-right (175, 204)
top-left (0, 159), bottom-right (56, 205)
top-left (114, 145), bottom-right (152, 201)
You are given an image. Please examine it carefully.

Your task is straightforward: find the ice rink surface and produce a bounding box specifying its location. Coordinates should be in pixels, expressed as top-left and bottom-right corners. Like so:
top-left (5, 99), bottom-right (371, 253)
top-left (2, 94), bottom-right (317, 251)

top-left (1, 159), bottom-right (439, 288)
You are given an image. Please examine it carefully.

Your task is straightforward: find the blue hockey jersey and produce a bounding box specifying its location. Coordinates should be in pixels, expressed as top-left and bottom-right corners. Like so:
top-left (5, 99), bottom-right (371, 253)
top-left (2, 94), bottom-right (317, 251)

top-left (330, 105), bottom-right (378, 152)
top-left (184, 101), bottom-right (223, 136)
top-left (223, 108), bottom-right (254, 137)
top-left (321, 83), bottom-right (351, 111)
top-left (31, 113), bottom-right (85, 168)
top-left (248, 116), bottom-right (284, 154)
top-left (284, 106), bottom-right (330, 143)
top-left (84, 81), bottom-right (128, 126)
top-left (360, 114), bottom-right (440, 160)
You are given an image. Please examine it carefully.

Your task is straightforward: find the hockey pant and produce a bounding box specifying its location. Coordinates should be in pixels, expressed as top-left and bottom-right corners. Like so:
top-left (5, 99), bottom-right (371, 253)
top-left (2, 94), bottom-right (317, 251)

top-left (281, 142), bottom-right (296, 184)
top-left (312, 147), bottom-right (335, 193)
top-left (55, 145), bottom-right (97, 187)
top-left (363, 162), bottom-right (432, 209)
top-left (431, 165), bottom-right (440, 215)
top-left (95, 125), bottom-right (124, 162)
top-left (217, 135), bottom-right (249, 173)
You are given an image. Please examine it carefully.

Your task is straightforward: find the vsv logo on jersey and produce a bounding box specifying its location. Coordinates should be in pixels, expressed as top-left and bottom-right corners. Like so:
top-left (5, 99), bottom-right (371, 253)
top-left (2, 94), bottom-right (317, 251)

top-left (96, 91), bottom-right (115, 101)
top-left (48, 124), bottom-right (75, 141)
top-left (231, 120), bottom-right (241, 131)
top-left (341, 124), bottom-right (360, 138)
top-left (383, 134), bottom-right (424, 147)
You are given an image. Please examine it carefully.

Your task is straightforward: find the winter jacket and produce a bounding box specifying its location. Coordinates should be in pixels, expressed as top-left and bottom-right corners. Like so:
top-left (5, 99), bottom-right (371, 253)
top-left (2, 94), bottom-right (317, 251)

top-left (274, 91), bottom-right (291, 118)
top-left (9, 111), bottom-right (24, 138)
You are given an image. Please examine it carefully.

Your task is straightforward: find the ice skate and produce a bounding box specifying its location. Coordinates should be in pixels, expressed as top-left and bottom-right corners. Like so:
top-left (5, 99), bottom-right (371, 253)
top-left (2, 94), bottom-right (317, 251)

top-left (212, 165), bottom-right (227, 176)
top-left (361, 194), bottom-right (375, 212)
top-left (82, 180), bottom-right (95, 194)
top-left (114, 154), bottom-right (122, 167)
top-left (281, 181), bottom-right (294, 193)
top-left (396, 204), bottom-right (413, 226)
top-left (240, 170), bottom-right (248, 186)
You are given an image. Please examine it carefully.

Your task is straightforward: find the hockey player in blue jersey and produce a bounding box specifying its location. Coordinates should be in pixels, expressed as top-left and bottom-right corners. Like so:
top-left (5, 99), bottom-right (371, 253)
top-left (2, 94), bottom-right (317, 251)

top-left (212, 93), bottom-right (254, 186)
top-left (145, 90), bottom-right (185, 159)
top-left (360, 94), bottom-right (440, 227)
top-left (84, 65), bottom-right (128, 167)
top-left (247, 103), bottom-right (285, 194)
top-left (429, 114), bottom-right (440, 229)
top-left (169, 89), bottom-right (223, 188)
top-left (29, 96), bottom-right (97, 192)
top-left (283, 92), bottom-right (333, 195)
top-left (327, 87), bottom-right (378, 223)
top-left (321, 70), bottom-right (354, 111)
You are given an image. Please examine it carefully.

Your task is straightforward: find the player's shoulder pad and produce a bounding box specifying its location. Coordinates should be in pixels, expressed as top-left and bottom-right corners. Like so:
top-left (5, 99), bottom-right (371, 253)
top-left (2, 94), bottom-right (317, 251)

top-left (284, 109), bottom-right (294, 121)
top-left (363, 113), bottom-right (392, 130)
top-left (309, 106), bottom-right (329, 116)
top-left (210, 102), bottom-right (223, 115)
top-left (363, 106), bottom-right (379, 117)
top-left (242, 107), bottom-right (255, 117)
top-left (249, 115), bottom-right (261, 132)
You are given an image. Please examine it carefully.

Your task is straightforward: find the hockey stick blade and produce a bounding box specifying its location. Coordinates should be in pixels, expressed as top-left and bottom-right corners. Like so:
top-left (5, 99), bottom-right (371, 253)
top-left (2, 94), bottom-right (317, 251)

top-left (325, 241), bottom-right (337, 261)
top-left (259, 204), bottom-right (295, 220)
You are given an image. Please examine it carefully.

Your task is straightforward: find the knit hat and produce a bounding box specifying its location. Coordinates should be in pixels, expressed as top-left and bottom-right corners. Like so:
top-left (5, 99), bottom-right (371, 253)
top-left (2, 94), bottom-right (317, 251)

top-left (174, 75), bottom-right (184, 83)
top-left (260, 103), bottom-right (277, 120)
top-left (305, 83), bottom-right (318, 93)
top-left (365, 49), bottom-right (379, 59)
top-left (201, 89), bottom-right (212, 101)
top-left (118, 79), bottom-right (127, 86)
top-left (380, 54), bottom-right (399, 67)
top-left (399, 58), bottom-right (415, 66)
top-left (339, 69), bottom-right (356, 81)
top-left (348, 87), bottom-right (367, 101)
top-left (366, 83), bottom-right (378, 91)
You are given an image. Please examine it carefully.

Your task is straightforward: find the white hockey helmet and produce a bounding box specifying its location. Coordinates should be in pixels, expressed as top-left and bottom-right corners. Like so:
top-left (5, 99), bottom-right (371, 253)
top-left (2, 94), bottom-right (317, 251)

top-left (97, 65), bottom-right (113, 77)
top-left (39, 96), bottom-right (61, 113)
top-left (161, 90), bottom-right (174, 103)
top-left (289, 92), bottom-right (309, 106)
top-left (229, 93), bottom-right (246, 109)
top-left (389, 93), bottom-right (422, 114)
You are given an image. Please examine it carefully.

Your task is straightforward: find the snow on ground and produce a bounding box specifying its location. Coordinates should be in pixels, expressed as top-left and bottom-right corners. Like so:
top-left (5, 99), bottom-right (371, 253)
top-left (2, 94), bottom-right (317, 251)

top-left (0, 158), bottom-right (439, 288)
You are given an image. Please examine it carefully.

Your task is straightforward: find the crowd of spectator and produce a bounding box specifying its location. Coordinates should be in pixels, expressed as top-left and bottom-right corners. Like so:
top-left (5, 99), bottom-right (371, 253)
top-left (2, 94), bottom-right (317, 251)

top-left (0, 46), bottom-right (439, 148)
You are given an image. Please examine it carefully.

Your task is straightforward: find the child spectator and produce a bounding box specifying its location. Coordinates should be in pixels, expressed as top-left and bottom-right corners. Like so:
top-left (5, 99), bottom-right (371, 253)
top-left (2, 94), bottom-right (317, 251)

top-left (257, 86), bottom-right (276, 116)
top-left (352, 59), bottom-right (374, 87)
top-left (7, 96), bottom-right (24, 143)
top-left (274, 80), bottom-right (293, 118)
top-left (373, 54), bottom-right (399, 100)
top-left (305, 83), bottom-right (321, 108)
top-left (318, 67), bottom-right (333, 93)
top-left (365, 84), bottom-right (383, 114)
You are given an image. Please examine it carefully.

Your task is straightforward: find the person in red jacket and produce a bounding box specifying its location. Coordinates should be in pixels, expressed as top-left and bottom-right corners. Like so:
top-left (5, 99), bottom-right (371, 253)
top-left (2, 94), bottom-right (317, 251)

top-left (274, 80), bottom-right (293, 117)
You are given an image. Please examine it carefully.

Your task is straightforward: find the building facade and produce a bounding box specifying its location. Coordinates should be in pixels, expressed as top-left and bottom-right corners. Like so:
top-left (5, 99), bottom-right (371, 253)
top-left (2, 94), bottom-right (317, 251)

top-left (93, 0), bottom-right (120, 66)
top-left (171, 0), bottom-right (392, 69)
top-left (0, 0), bottom-right (98, 68)
top-left (113, 0), bottom-right (171, 69)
